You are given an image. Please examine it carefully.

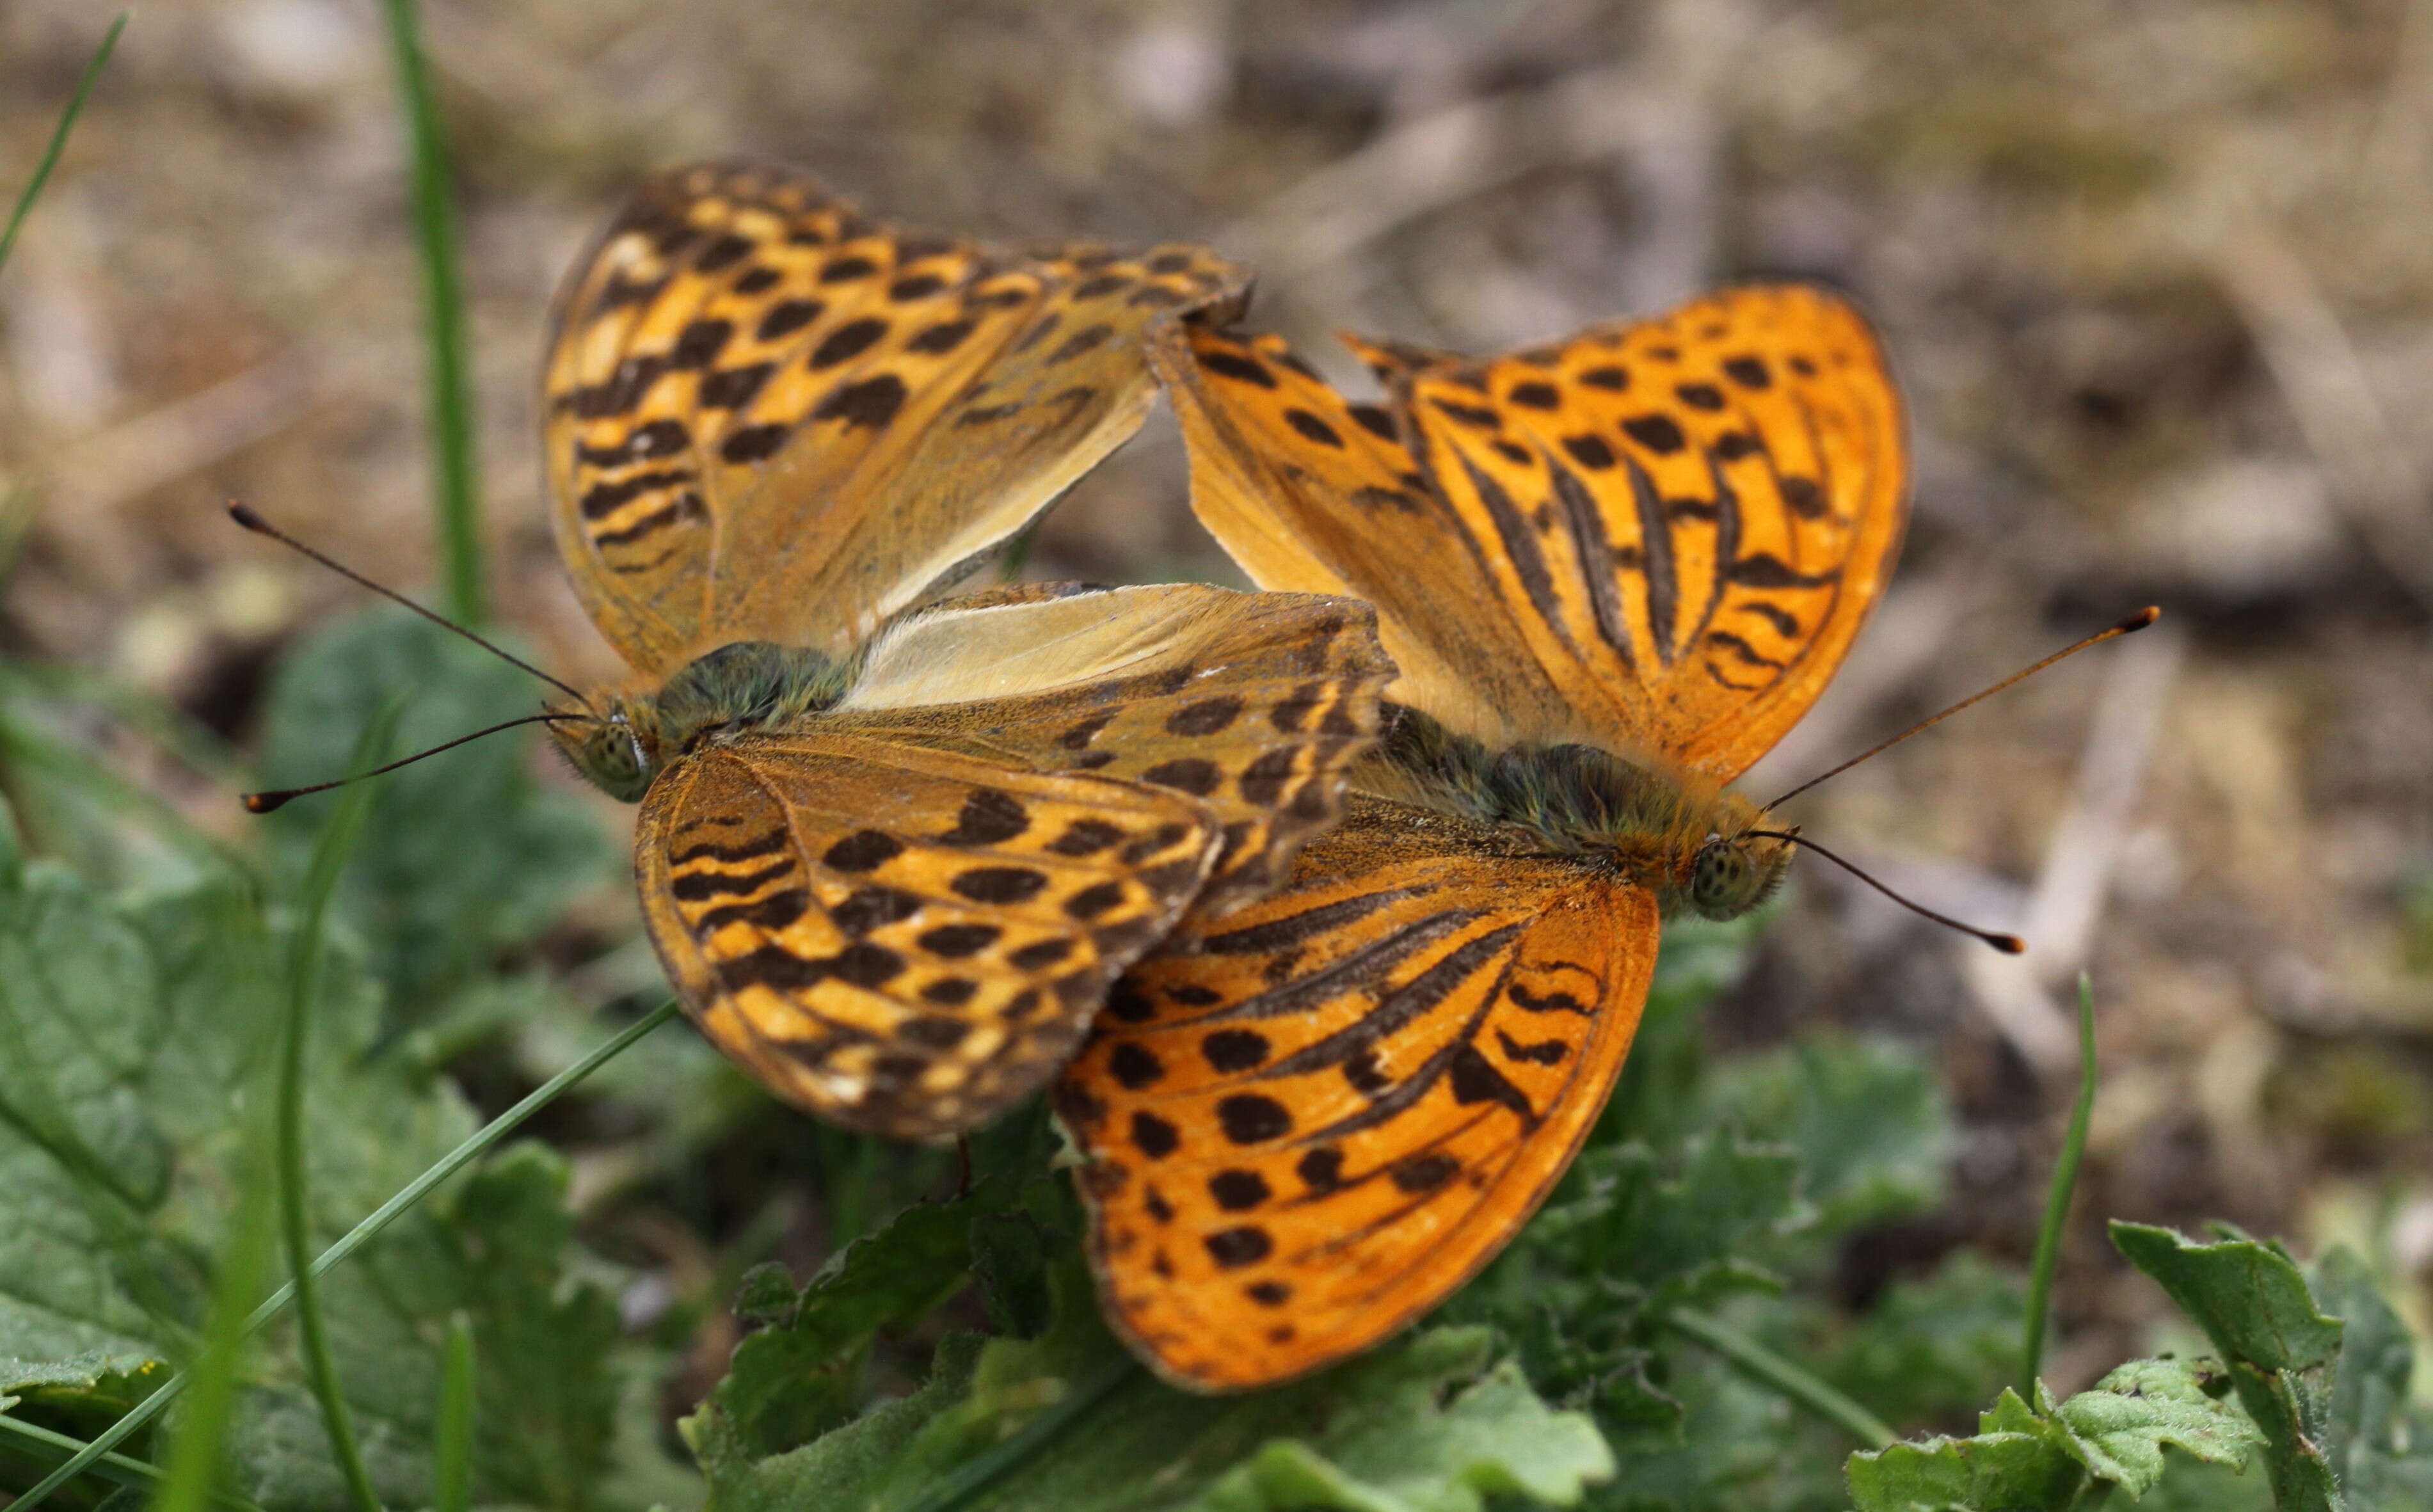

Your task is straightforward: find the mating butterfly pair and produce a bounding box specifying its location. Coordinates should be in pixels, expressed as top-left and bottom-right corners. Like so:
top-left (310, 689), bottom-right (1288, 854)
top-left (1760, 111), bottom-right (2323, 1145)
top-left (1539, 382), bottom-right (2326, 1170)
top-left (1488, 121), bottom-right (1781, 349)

top-left (534, 163), bottom-right (1904, 1390)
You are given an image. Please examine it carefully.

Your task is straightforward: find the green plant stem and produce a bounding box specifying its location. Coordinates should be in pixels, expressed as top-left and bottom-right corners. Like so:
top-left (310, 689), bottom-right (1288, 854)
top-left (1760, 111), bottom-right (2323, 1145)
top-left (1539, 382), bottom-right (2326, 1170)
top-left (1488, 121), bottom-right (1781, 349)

top-left (8, 998), bottom-right (683, 1512)
top-left (433, 1312), bottom-right (476, 1512)
top-left (896, 1358), bottom-right (1138, 1512)
top-left (2022, 975), bottom-right (2099, 1396)
top-left (276, 713), bottom-right (397, 1512)
top-left (1663, 1306), bottom-right (1897, 1450)
top-left (0, 1412), bottom-right (265, 1511)
top-left (0, 12), bottom-right (125, 277)
top-left (154, 1165), bottom-right (276, 1512)
top-left (378, 0), bottom-right (484, 626)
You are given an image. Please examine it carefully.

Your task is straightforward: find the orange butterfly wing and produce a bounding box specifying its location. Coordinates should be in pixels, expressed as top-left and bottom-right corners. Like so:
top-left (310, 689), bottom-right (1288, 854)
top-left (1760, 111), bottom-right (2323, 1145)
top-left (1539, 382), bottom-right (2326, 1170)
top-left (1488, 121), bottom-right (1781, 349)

top-left (545, 161), bottom-right (1249, 678)
top-left (1054, 795), bottom-right (1657, 1389)
top-left (1155, 285), bottom-right (1906, 778)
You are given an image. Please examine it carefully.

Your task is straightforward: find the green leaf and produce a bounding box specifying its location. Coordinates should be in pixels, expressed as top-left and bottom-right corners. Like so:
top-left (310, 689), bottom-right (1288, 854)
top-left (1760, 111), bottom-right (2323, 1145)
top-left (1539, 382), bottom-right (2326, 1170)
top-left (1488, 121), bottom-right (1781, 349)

top-left (1448, 1131), bottom-right (1799, 1451)
top-left (2111, 1222), bottom-right (2345, 1511)
top-left (2314, 1248), bottom-right (2433, 1509)
top-left (2046, 1359), bottom-right (2264, 1493)
top-left (685, 1185), bottom-right (1016, 1468)
top-left (1701, 1032), bottom-right (1953, 1240)
top-left (2109, 1223), bottom-right (2343, 1373)
top-left (1821, 1252), bottom-right (2028, 1429)
top-left (1846, 1403), bottom-right (2086, 1512)
top-left (0, 664), bottom-right (243, 894)
top-left (969, 1211), bottom-right (1053, 1341)
top-left (0, 813), bottom-right (646, 1510)
top-left (1848, 1360), bottom-right (2264, 1511)
top-left (428, 1147), bottom-right (624, 1508)
top-left (705, 1255), bottom-right (1612, 1512)
top-left (1186, 1337), bottom-right (1613, 1511)
top-left (1551, 1134), bottom-right (1805, 1315)
top-left (257, 607), bottom-right (614, 1015)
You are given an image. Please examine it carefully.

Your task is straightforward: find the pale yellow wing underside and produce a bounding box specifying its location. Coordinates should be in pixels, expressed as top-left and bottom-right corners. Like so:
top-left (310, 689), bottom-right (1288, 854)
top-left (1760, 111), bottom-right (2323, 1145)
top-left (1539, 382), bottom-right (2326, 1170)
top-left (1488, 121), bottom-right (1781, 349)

top-left (838, 584), bottom-right (1396, 912)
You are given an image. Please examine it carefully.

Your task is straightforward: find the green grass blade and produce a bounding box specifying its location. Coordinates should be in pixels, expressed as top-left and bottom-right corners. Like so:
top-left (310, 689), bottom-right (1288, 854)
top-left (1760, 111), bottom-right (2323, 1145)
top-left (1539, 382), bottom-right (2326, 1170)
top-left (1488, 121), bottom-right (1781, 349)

top-left (276, 708), bottom-right (400, 1512)
top-left (7, 999), bottom-right (682, 1510)
top-left (0, 12), bottom-right (126, 278)
top-left (378, 0), bottom-right (485, 627)
top-left (152, 1158), bottom-right (276, 1512)
top-left (2022, 974), bottom-right (2100, 1396)
top-left (433, 1312), bottom-right (476, 1512)
top-left (1663, 1305), bottom-right (1897, 1449)
top-left (0, 1414), bottom-right (266, 1512)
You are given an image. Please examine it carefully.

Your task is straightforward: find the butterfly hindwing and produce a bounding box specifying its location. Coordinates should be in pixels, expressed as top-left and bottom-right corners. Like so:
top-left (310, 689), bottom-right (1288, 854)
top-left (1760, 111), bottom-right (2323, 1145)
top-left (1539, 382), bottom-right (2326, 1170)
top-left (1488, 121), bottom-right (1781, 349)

top-left (1156, 285), bottom-right (1906, 777)
top-left (637, 733), bottom-right (1218, 1142)
top-left (545, 161), bottom-right (1251, 676)
top-left (1054, 795), bottom-right (1659, 1389)
top-left (834, 584), bottom-right (1396, 914)
top-left (635, 585), bottom-right (1395, 1140)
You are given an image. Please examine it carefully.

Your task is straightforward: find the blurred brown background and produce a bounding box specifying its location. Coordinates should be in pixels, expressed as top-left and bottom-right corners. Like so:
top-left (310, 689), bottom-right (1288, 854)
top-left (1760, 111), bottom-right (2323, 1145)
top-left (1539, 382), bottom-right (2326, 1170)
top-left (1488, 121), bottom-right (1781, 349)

top-left (3, 0), bottom-right (2429, 1387)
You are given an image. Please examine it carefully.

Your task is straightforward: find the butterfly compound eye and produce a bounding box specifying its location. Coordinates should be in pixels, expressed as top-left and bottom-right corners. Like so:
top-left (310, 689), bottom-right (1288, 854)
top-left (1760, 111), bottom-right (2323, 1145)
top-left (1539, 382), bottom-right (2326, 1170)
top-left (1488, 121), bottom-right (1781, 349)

top-left (561, 714), bottom-right (655, 803)
top-left (1689, 839), bottom-right (1764, 921)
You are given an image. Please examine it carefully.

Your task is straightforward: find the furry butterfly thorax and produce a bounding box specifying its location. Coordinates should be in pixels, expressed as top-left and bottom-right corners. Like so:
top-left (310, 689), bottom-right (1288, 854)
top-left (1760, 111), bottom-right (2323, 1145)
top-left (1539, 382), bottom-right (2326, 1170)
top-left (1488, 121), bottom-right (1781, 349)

top-left (1359, 704), bottom-right (1792, 921)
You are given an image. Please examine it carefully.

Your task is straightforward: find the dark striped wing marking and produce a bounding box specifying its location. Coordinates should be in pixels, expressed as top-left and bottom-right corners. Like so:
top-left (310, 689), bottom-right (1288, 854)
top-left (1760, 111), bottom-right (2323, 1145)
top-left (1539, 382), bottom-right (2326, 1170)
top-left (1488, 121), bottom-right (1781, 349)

top-left (637, 731), bottom-right (1217, 1141)
top-left (1157, 285), bottom-right (1906, 779)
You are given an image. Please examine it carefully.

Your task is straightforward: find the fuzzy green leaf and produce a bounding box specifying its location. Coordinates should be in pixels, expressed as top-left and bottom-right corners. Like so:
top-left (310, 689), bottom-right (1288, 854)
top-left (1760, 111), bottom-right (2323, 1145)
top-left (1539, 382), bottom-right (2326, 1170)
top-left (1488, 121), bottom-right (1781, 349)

top-left (1849, 1360), bottom-right (2265, 1511)
top-left (686, 1186), bottom-right (1015, 1467)
top-left (2046, 1359), bottom-right (2264, 1493)
top-left (1821, 1252), bottom-right (2027, 1428)
top-left (1701, 1032), bottom-right (1953, 1237)
top-left (1449, 1131), bottom-right (1799, 1443)
top-left (1846, 1401), bottom-right (2085, 1512)
top-left (698, 1257), bottom-right (1611, 1512)
top-left (2110, 1223), bottom-right (2343, 1373)
top-left (2314, 1248), bottom-right (2433, 1510)
top-left (969, 1211), bottom-right (1054, 1342)
top-left (0, 816), bottom-right (641, 1510)
top-left (2110, 1222), bottom-right (2344, 1511)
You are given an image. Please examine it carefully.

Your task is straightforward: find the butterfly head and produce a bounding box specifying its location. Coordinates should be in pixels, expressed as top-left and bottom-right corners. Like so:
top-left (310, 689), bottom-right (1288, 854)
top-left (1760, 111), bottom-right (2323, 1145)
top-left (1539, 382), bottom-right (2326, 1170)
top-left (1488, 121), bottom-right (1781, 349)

top-left (1687, 819), bottom-right (1794, 921)
top-left (547, 694), bottom-right (665, 803)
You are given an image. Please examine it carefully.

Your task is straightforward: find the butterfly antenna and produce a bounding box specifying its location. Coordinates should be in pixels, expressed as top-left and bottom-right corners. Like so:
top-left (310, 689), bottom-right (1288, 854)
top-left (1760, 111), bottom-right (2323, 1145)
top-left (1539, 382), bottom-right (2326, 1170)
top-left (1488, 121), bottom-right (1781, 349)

top-left (1748, 829), bottom-right (2025, 954)
top-left (241, 713), bottom-right (579, 813)
top-left (1764, 607), bottom-right (2160, 811)
top-left (227, 502), bottom-right (589, 703)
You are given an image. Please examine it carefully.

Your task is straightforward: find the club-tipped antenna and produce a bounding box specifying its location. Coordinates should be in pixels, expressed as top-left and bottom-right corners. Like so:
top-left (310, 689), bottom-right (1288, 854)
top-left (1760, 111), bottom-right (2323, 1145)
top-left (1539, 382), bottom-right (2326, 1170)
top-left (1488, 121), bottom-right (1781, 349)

top-left (241, 713), bottom-right (580, 813)
top-left (1765, 607), bottom-right (2160, 812)
top-left (1748, 829), bottom-right (2025, 953)
top-left (227, 501), bottom-right (588, 703)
